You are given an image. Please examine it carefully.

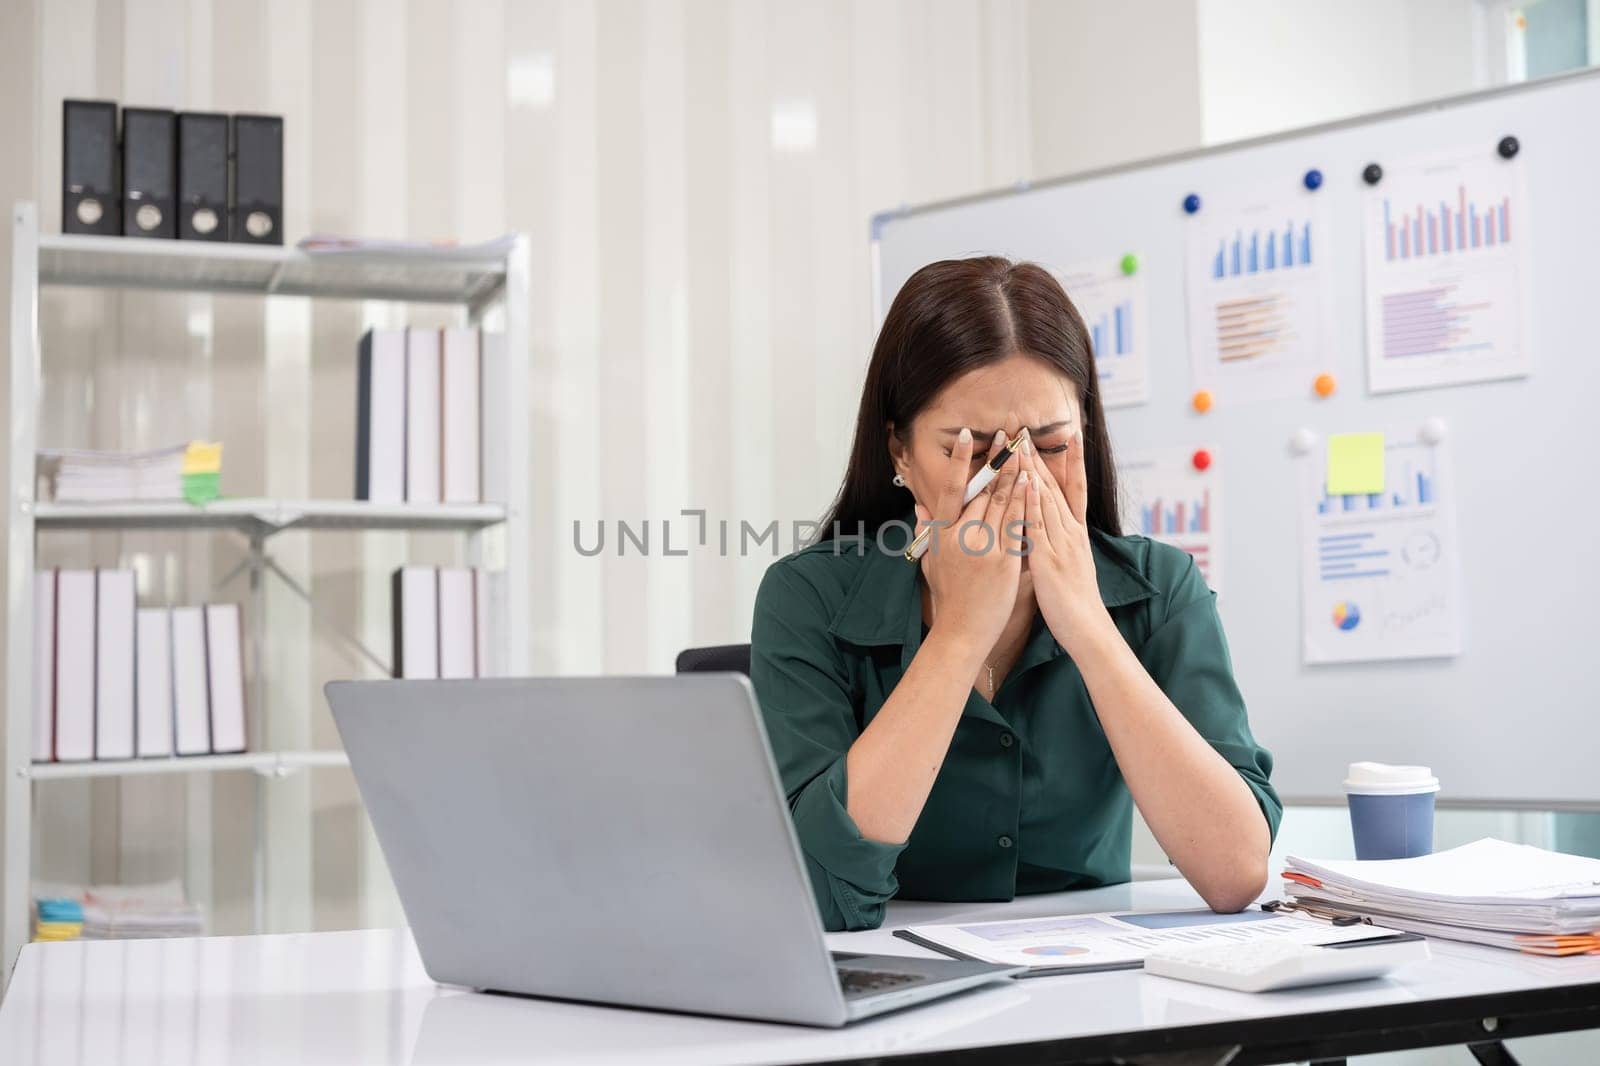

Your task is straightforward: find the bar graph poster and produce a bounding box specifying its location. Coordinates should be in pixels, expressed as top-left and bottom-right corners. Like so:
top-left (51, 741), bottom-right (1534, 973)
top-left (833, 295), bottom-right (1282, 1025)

top-left (1117, 449), bottom-right (1222, 593)
top-left (1363, 149), bottom-right (1531, 393)
top-left (1185, 184), bottom-right (1334, 403)
top-left (1299, 438), bottom-right (1463, 664)
top-left (1052, 258), bottom-right (1149, 408)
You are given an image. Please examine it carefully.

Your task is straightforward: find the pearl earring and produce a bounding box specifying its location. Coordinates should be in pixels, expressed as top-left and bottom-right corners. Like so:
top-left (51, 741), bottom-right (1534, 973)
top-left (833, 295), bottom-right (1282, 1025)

top-left (892, 473), bottom-right (907, 488)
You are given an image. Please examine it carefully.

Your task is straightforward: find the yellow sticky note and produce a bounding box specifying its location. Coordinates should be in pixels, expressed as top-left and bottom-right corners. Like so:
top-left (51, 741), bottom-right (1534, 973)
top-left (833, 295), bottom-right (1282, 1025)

top-left (1327, 433), bottom-right (1385, 496)
top-left (181, 441), bottom-right (223, 476)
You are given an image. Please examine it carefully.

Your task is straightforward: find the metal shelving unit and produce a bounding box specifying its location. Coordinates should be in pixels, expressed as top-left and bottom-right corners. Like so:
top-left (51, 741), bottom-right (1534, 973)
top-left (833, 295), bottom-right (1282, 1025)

top-left (3, 202), bottom-right (532, 977)
top-left (23, 751), bottom-right (351, 783)
top-left (34, 498), bottom-right (508, 536)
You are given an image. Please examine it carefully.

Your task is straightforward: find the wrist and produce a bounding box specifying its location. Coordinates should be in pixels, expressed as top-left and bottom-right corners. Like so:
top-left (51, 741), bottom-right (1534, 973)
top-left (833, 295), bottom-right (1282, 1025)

top-left (1057, 606), bottom-right (1122, 663)
top-left (924, 620), bottom-right (990, 672)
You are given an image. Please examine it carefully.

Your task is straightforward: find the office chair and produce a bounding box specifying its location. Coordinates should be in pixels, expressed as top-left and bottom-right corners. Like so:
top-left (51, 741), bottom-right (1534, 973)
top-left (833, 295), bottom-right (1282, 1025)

top-left (675, 643), bottom-right (751, 677)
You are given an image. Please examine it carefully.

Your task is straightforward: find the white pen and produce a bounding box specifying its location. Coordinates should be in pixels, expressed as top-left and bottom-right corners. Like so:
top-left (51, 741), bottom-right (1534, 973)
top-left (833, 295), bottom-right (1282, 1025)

top-left (903, 434), bottom-right (1025, 562)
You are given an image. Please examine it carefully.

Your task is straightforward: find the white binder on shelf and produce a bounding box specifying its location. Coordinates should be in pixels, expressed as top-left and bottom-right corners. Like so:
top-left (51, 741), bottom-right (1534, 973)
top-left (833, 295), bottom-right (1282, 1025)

top-left (54, 569), bottom-right (96, 762)
top-left (94, 569), bottom-right (137, 761)
top-left (474, 568), bottom-right (504, 678)
top-left (205, 605), bottom-right (247, 754)
top-left (135, 608), bottom-right (174, 758)
top-left (392, 566), bottom-right (439, 679)
top-left (356, 328), bottom-right (407, 504)
top-left (171, 606), bottom-right (211, 755)
top-left (32, 570), bottom-right (56, 762)
top-left (479, 332), bottom-right (507, 504)
top-left (441, 327), bottom-right (481, 503)
top-left (438, 567), bottom-right (476, 679)
top-left (405, 327), bottom-right (442, 503)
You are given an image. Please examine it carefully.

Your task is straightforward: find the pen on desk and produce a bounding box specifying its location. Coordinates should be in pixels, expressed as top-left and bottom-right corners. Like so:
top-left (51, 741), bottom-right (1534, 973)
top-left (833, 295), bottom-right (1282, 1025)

top-left (903, 434), bottom-right (1025, 563)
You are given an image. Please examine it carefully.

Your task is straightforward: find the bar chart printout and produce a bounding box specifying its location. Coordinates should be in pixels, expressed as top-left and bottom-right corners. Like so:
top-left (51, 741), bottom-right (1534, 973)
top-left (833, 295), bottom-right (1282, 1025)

top-left (1118, 449), bottom-right (1223, 593)
top-left (1187, 184), bottom-right (1333, 402)
top-left (1363, 149), bottom-right (1530, 393)
top-left (1052, 258), bottom-right (1150, 408)
top-left (1300, 439), bottom-right (1463, 664)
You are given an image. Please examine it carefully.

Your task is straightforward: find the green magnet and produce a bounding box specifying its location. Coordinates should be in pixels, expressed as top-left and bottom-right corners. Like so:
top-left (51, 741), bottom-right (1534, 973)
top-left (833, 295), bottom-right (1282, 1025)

top-left (1119, 253), bottom-right (1139, 276)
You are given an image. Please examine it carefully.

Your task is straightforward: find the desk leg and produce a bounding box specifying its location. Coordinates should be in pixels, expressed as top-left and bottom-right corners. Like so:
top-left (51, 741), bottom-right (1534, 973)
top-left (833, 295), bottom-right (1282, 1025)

top-left (1308, 1059), bottom-right (1346, 1066)
top-left (1469, 1042), bottom-right (1521, 1066)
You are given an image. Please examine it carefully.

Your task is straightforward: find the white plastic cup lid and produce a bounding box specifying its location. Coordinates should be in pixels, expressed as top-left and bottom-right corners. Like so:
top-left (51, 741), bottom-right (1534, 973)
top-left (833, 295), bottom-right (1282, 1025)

top-left (1344, 761), bottom-right (1440, 796)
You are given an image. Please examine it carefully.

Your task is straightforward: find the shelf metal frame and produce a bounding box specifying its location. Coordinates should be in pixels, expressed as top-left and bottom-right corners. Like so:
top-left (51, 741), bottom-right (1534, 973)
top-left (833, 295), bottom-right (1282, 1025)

top-left (3, 204), bottom-right (533, 981)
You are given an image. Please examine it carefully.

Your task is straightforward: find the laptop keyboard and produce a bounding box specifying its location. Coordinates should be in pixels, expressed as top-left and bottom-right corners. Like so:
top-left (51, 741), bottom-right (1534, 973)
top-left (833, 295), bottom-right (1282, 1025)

top-left (837, 967), bottom-right (923, 997)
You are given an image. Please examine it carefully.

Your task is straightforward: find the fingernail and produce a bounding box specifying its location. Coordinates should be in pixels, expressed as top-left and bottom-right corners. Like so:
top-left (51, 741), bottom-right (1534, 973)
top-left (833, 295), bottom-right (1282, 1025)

top-left (1017, 471), bottom-right (1028, 486)
top-left (958, 427), bottom-right (971, 444)
top-left (994, 430), bottom-right (1007, 447)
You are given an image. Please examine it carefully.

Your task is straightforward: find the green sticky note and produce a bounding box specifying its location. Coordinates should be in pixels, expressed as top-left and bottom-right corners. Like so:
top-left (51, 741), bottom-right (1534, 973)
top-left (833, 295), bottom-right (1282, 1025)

top-left (182, 471), bottom-right (221, 505)
top-left (1327, 433), bottom-right (1385, 496)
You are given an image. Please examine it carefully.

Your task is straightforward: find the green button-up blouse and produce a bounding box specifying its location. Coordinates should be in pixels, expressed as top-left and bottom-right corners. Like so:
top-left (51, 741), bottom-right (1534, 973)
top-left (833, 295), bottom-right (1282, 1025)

top-left (750, 521), bottom-right (1281, 932)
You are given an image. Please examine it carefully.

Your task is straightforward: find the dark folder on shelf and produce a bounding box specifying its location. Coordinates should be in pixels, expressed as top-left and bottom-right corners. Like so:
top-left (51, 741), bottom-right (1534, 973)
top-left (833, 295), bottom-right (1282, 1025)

top-left (229, 113), bottom-right (283, 245)
top-left (122, 107), bottom-right (177, 238)
top-left (177, 111), bottom-right (230, 241)
top-left (63, 99), bottom-right (121, 235)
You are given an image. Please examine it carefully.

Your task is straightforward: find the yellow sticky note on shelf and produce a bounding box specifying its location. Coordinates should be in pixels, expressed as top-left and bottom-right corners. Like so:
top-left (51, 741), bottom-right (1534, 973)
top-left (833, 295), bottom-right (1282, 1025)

top-left (181, 441), bottom-right (223, 475)
top-left (1327, 433), bottom-right (1385, 495)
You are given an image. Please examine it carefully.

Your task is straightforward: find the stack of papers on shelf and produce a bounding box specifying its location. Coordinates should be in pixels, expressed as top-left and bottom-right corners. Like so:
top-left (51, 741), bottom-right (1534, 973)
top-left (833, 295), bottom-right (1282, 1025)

top-left (1284, 838), bottom-right (1600, 956)
top-left (34, 881), bottom-right (206, 941)
top-left (297, 233), bottom-right (516, 260)
top-left (33, 881), bottom-right (205, 941)
top-left (37, 441), bottom-right (223, 503)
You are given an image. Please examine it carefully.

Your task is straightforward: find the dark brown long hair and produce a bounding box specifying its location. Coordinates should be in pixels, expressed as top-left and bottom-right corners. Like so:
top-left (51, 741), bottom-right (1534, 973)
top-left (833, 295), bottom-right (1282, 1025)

top-left (819, 256), bottom-right (1121, 539)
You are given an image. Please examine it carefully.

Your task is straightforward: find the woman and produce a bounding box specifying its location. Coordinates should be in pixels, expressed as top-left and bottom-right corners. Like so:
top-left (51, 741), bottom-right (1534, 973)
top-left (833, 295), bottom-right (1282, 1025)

top-left (750, 257), bottom-right (1280, 932)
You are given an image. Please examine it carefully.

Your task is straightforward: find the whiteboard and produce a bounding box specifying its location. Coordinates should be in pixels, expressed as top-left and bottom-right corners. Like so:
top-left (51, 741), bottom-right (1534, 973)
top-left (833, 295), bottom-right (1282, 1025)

top-left (872, 69), bottom-right (1600, 808)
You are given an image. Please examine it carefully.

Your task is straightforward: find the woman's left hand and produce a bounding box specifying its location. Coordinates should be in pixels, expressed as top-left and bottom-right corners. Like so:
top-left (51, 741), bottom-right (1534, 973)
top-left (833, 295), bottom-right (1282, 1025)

top-left (1019, 431), bottom-right (1115, 658)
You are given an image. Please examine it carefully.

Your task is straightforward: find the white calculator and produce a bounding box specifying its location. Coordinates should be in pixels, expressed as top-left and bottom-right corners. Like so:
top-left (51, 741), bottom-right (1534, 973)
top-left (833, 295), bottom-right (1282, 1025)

top-left (1144, 934), bottom-right (1431, 993)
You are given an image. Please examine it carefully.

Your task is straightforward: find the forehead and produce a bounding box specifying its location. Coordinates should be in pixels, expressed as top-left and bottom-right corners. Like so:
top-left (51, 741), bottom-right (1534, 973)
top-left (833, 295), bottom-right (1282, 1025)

top-left (918, 354), bottom-right (1080, 424)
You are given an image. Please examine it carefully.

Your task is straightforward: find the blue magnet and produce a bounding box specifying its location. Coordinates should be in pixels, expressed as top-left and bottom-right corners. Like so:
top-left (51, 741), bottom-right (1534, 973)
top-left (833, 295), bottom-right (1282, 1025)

top-left (1304, 168), bottom-right (1323, 191)
top-left (1182, 193), bottom-right (1201, 215)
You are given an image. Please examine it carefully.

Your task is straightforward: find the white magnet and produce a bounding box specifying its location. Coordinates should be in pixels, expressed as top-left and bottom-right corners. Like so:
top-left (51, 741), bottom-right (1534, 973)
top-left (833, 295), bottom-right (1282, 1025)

top-left (1419, 417), bottom-right (1447, 444)
top-left (1289, 427), bottom-right (1318, 455)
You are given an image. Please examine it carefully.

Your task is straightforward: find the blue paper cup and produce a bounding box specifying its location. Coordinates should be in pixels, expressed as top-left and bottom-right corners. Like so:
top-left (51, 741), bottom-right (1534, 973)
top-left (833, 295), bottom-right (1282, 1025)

top-left (1344, 762), bottom-right (1439, 861)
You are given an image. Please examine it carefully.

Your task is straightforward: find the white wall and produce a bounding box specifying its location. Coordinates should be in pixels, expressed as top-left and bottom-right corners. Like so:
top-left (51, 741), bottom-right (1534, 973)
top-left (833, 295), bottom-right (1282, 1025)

top-left (1198, 0), bottom-right (1483, 145)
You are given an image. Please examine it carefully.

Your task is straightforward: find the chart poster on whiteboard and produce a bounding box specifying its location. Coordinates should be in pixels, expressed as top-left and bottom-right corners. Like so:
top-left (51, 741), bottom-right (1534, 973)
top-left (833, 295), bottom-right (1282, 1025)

top-left (1049, 258), bottom-right (1150, 408)
top-left (1117, 449), bottom-right (1222, 593)
top-left (1363, 149), bottom-right (1532, 394)
top-left (1185, 183), bottom-right (1335, 403)
top-left (1299, 438), bottom-right (1463, 664)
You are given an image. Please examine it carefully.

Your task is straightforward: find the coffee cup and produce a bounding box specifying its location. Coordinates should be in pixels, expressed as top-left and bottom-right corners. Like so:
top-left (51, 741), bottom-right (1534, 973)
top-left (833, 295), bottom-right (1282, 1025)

top-left (1344, 761), bottom-right (1439, 860)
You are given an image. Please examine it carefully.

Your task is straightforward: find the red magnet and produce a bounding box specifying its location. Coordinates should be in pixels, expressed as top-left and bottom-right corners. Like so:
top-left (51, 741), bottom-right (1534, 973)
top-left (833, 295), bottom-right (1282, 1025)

top-left (1191, 449), bottom-right (1212, 472)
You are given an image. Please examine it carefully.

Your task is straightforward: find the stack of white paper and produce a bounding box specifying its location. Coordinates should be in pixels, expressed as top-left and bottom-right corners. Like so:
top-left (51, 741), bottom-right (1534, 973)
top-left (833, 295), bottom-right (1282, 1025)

top-left (37, 445), bottom-right (188, 502)
top-left (75, 881), bottom-right (204, 939)
top-left (1284, 839), bottom-right (1600, 955)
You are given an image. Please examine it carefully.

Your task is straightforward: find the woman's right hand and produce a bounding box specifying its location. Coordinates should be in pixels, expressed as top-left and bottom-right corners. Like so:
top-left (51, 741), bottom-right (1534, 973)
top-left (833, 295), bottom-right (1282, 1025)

top-left (913, 429), bottom-right (1028, 653)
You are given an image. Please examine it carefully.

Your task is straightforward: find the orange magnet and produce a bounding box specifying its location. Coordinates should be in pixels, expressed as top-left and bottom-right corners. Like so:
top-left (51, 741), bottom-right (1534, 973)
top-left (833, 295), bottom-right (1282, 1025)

top-left (1191, 449), bottom-right (1212, 472)
top-left (1191, 390), bottom-right (1213, 414)
top-left (1314, 373), bottom-right (1337, 398)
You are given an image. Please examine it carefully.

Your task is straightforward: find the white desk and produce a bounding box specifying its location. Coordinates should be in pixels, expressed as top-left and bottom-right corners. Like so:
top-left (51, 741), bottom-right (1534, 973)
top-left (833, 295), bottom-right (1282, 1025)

top-left (2, 878), bottom-right (1598, 1065)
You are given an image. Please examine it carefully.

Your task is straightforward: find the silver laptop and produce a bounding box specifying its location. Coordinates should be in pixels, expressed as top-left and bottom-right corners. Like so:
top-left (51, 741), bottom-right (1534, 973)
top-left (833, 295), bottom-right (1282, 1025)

top-left (325, 675), bottom-right (1020, 1027)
